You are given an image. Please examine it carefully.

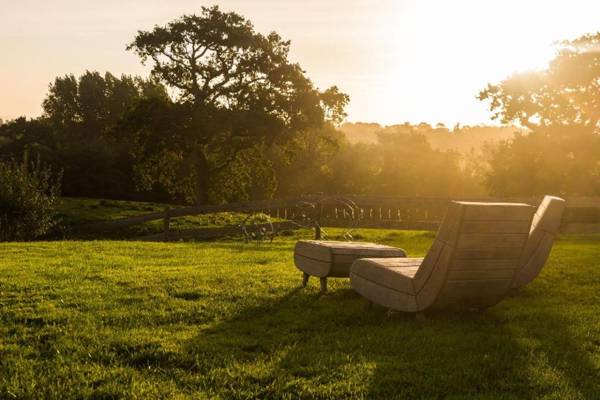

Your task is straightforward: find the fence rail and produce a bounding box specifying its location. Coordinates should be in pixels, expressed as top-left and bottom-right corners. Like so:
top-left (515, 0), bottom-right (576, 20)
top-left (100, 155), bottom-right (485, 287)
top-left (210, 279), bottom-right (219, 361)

top-left (90, 195), bottom-right (600, 241)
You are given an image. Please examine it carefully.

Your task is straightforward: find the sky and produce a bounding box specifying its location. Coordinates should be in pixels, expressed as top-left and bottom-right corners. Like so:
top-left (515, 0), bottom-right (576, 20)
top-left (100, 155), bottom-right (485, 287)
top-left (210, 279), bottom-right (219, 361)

top-left (1, 0), bottom-right (600, 126)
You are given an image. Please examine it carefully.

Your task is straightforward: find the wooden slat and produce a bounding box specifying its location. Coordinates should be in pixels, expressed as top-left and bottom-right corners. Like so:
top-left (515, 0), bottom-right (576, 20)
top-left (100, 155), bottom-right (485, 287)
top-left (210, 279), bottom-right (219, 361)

top-left (447, 269), bottom-right (515, 281)
top-left (461, 220), bottom-right (531, 234)
top-left (413, 241), bottom-right (444, 290)
top-left (436, 202), bottom-right (464, 244)
top-left (330, 244), bottom-right (405, 256)
top-left (433, 279), bottom-right (512, 309)
top-left (457, 233), bottom-right (528, 249)
top-left (454, 247), bottom-right (524, 260)
top-left (350, 273), bottom-right (419, 312)
top-left (354, 258), bottom-right (422, 268)
top-left (333, 250), bottom-right (405, 264)
top-left (415, 244), bottom-right (454, 308)
top-left (294, 241), bottom-right (333, 262)
top-left (294, 255), bottom-right (331, 277)
top-left (461, 202), bottom-right (534, 221)
top-left (451, 259), bottom-right (518, 270)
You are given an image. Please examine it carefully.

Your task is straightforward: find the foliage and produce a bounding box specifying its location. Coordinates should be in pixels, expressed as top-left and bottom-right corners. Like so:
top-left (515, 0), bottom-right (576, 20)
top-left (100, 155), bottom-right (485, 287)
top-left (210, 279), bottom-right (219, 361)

top-left (371, 128), bottom-right (466, 196)
top-left (123, 6), bottom-right (349, 204)
top-left (1, 231), bottom-right (599, 397)
top-left (273, 122), bottom-right (489, 198)
top-left (43, 71), bottom-right (168, 200)
top-left (340, 122), bottom-right (520, 153)
top-left (8, 14), bottom-right (600, 201)
top-left (0, 159), bottom-right (61, 241)
top-left (273, 124), bottom-right (486, 198)
top-left (479, 32), bottom-right (600, 196)
top-left (270, 124), bottom-right (344, 197)
top-left (479, 33), bottom-right (600, 130)
top-left (484, 125), bottom-right (600, 196)
top-left (0, 72), bottom-right (170, 201)
top-left (43, 71), bottom-right (168, 137)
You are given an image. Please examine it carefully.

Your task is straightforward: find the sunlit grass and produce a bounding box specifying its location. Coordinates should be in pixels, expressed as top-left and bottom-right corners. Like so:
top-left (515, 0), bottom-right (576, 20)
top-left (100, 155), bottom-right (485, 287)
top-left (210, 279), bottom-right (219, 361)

top-left (1, 229), bottom-right (599, 398)
top-left (56, 197), bottom-right (257, 239)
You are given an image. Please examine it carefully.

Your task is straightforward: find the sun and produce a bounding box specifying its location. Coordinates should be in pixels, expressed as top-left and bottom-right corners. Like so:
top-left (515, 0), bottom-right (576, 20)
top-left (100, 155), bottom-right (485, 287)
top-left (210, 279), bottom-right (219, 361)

top-left (354, 0), bottom-right (571, 125)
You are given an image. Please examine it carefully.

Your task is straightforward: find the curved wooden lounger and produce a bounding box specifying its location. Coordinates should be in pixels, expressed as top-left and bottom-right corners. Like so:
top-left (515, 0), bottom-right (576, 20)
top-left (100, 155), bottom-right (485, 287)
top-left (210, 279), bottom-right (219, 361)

top-left (513, 195), bottom-right (565, 289)
top-left (350, 201), bottom-right (535, 312)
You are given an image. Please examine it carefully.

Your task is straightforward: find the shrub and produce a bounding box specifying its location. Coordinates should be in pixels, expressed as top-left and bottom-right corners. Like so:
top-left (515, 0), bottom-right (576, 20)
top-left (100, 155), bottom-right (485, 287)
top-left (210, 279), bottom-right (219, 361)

top-left (0, 159), bottom-right (62, 241)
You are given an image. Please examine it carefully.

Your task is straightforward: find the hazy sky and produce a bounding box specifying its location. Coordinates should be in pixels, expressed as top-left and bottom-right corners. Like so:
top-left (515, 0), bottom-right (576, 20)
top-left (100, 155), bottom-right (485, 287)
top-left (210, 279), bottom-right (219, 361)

top-left (1, 0), bottom-right (599, 125)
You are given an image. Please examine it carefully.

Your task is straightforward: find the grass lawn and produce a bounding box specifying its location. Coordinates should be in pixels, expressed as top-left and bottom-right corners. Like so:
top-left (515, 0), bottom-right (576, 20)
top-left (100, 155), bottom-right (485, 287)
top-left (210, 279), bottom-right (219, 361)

top-left (56, 197), bottom-right (257, 239)
top-left (1, 228), bottom-right (600, 399)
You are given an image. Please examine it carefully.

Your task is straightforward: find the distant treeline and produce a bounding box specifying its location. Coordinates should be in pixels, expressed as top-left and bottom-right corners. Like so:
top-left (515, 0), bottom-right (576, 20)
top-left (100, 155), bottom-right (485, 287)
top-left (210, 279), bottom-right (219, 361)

top-left (2, 7), bottom-right (600, 204)
top-left (340, 123), bottom-right (521, 153)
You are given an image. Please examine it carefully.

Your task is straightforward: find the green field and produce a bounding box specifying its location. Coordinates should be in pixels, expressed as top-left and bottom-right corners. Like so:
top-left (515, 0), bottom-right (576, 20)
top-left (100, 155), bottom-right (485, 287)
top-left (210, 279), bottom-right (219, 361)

top-left (56, 197), bottom-right (255, 239)
top-left (1, 222), bottom-right (600, 398)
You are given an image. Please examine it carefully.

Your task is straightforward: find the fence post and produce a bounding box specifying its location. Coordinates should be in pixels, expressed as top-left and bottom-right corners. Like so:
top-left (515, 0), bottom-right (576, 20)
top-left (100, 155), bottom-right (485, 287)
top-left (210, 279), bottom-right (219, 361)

top-left (163, 208), bottom-right (171, 241)
top-left (314, 203), bottom-right (322, 240)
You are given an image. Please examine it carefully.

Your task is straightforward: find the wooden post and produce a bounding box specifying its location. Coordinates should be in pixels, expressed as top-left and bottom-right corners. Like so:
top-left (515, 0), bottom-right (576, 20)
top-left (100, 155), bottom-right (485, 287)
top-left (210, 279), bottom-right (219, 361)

top-left (302, 272), bottom-right (309, 287)
top-left (314, 203), bottom-right (323, 240)
top-left (320, 277), bottom-right (327, 293)
top-left (163, 208), bottom-right (171, 241)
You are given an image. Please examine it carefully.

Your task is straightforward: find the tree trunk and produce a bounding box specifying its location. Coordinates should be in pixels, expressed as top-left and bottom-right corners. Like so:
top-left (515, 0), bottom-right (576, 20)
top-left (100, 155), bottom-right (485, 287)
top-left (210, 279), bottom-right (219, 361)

top-left (194, 152), bottom-right (211, 206)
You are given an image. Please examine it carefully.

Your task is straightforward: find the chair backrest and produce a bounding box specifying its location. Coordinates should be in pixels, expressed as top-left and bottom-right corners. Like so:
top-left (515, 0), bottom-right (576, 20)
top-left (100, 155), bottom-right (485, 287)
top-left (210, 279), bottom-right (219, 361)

top-left (513, 196), bottom-right (566, 288)
top-left (413, 201), bottom-right (535, 310)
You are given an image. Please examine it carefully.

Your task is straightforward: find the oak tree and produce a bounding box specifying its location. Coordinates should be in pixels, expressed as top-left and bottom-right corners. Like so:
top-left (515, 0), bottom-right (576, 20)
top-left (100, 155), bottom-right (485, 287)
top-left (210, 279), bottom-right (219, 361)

top-left (125, 6), bottom-right (348, 204)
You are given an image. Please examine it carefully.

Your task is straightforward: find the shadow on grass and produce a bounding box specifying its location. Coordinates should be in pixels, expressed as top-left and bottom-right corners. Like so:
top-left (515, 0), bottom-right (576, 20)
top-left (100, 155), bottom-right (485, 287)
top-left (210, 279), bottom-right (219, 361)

top-left (179, 285), bottom-right (600, 398)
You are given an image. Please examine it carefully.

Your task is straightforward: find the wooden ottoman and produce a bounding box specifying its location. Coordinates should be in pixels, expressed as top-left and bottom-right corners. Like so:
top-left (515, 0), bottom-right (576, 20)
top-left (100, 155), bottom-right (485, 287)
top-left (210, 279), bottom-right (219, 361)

top-left (294, 240), bottom-right (406, 292)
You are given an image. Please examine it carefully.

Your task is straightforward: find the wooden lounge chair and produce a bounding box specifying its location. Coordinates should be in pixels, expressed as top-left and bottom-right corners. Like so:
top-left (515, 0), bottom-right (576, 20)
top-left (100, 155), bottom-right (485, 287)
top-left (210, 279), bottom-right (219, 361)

top-left (513, 195), bottom-right (565, 289)
top-left (294, 240), bottom-right (406, 292)
top-left (350, 201), bottom-right (535, 312)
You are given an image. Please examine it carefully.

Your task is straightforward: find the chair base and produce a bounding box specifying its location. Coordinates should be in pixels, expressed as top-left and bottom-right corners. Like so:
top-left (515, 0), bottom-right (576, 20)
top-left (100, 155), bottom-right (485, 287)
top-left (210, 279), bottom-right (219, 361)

top-left (320, 277), bottom-right (327, 293)
top-left (300, 273), bottom-right (328, 293)
top-left (302, 272), bottom-right (309, 287)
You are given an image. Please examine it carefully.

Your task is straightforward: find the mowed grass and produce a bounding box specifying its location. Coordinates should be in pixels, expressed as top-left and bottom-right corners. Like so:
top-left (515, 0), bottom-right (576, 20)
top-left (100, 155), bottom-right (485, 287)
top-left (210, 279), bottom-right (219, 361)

top-left (57, 197), bottom-right (258, 239)
top-left (1, 229), bottom-right (600, 399)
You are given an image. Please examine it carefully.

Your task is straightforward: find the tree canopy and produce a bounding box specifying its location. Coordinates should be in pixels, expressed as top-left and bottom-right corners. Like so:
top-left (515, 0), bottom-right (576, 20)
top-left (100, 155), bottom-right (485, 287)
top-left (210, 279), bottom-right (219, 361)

top-left (479, 33), bottom-right (600, 130)
top-left (43, 71), bottom-right (167, 140)
top-left (479, 32), bottom-right (600, 196)
top-left (124, 6), bottom-right (348, 204)
top-left (8, 9), bottom-right (600, 202)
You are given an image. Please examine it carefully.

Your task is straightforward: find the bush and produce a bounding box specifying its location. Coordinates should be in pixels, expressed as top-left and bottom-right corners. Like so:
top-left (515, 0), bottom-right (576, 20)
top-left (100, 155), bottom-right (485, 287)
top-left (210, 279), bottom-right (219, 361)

top-left (0, 159), bottom-right (62, 241)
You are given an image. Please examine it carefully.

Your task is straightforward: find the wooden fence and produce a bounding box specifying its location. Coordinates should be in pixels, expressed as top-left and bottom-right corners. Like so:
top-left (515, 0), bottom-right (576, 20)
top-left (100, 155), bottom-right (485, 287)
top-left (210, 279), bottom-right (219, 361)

top-left (299, 196), bottom-right (600, 234)
top-left (90, 195), bottom-right (600, 241)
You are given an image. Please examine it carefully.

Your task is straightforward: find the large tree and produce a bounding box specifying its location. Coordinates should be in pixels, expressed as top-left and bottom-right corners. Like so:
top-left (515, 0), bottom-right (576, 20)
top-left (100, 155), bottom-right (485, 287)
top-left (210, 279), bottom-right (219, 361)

top-left (478, 32), bottom-right (600, 196)
top-left (479, 33), bottom-right (600, 130)
top-left (124, 6), bottom-right (348, 204)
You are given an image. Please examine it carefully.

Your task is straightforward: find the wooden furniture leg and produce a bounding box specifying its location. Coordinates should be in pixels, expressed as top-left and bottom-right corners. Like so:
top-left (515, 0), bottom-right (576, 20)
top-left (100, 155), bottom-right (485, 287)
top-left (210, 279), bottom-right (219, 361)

top-left (320, 277), bottom-right (327, 293)
top-left (302, 272), bottom-right (309, 287)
